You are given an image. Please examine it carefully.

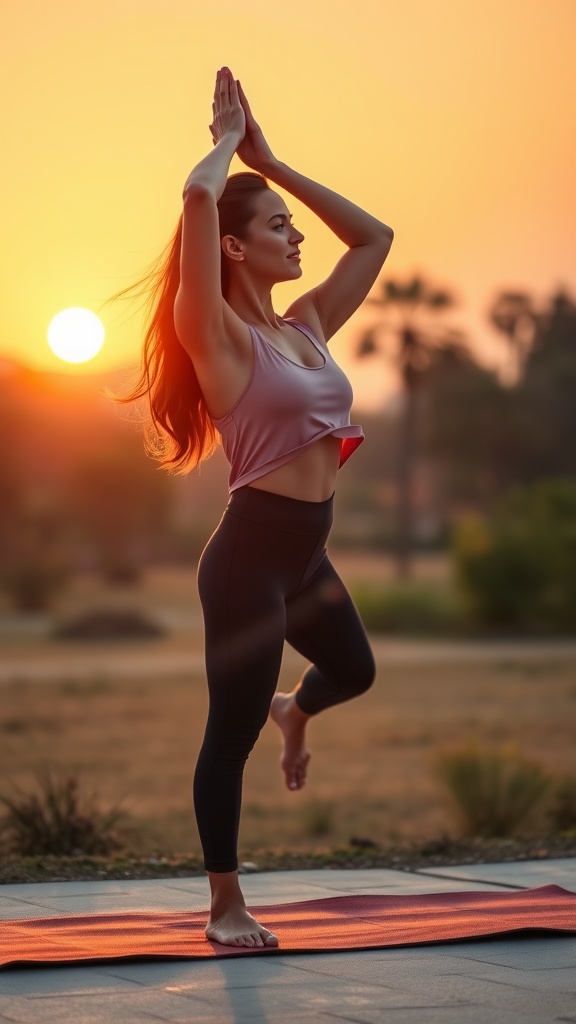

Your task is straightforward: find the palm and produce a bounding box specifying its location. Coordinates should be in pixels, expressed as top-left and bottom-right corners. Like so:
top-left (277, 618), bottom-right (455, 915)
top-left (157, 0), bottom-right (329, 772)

top-left (235, 81), bottom-right (275, 171)
top-left (209, 68), bottom-right (245, 144)
top-left (236, 128), bottom-right (266, 170)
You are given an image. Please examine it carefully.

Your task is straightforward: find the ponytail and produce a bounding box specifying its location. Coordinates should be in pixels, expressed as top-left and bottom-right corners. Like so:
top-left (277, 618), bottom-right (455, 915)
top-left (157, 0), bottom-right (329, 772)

top-left (107, 171), bottom-right (270, 475)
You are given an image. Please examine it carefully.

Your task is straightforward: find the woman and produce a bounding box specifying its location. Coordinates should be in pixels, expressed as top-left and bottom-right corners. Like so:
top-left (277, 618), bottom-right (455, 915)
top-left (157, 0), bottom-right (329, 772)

top-left (122, 66), bottom-right (393, 948)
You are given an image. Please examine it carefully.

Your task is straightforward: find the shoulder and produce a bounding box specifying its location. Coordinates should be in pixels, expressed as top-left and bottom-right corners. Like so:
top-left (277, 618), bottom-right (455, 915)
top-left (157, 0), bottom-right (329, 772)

top-left (282, 290), bottom-right (328, 345)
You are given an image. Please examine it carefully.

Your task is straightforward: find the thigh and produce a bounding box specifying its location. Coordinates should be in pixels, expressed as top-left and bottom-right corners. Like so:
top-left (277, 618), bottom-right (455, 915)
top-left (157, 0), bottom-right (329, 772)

top-left (198, 509), bottom-right (287, 728)
top-left (285, 555), bottom-right (373, 677)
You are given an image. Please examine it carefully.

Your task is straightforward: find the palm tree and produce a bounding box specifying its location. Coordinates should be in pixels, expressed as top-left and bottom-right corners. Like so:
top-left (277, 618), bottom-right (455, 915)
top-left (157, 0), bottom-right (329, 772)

top-left (357, 274), bottom-right (465, 579)
top-left (487, 291), bottom-right (539, 384)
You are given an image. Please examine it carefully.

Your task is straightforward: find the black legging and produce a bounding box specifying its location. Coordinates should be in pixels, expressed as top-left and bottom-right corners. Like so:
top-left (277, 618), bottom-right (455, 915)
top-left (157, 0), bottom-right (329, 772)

top-left (193, 485), bottom-right (376, 872)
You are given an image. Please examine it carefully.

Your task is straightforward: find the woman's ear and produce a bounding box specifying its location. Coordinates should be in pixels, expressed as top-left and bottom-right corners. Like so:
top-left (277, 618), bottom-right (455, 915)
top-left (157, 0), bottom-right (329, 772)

top-left (221, 235), bottom-right (244, 261)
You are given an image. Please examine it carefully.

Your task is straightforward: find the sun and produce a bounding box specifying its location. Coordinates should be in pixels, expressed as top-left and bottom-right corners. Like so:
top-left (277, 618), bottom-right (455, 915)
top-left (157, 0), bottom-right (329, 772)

top-left (47, 307), bottom-right (105, 364)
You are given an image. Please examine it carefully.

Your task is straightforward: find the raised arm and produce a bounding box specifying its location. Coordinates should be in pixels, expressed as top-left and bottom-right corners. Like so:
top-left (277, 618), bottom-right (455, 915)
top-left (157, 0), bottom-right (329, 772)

top-left (173, 68), bottom-right (245, 359)
top-left (268, 161), bottom-right (393, 340)
top-left (236, 81), bottom-right (394, 341)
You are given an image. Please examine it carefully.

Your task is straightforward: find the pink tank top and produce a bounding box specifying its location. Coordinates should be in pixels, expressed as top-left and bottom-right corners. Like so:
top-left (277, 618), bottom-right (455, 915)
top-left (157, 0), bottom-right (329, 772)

top-left (212, 317), bottom-right (364, 492)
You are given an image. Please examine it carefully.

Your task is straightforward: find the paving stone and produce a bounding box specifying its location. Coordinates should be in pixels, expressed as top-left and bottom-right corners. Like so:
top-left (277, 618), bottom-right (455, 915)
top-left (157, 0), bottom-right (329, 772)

top-left (0, 989), bottom-right (210, 1024)
top-left (417, 858), bottom-right (576, 892)
top-left (263, 948), bottom-right (486, 984)
top-left (103, 955), bottom-right (291, 989)
top-left (323, 1007), bottom-right (548, 1024)
top-left (381, 971), bottom-right (576, 1018)
top-left (181, 978), bottom-right (460, 1017)
top-left (0, 900), bottom-right (52, 922)
top-left (0, 965), bottom-right (137, 996)
top-left (429, 934), bottom-right (576, 970)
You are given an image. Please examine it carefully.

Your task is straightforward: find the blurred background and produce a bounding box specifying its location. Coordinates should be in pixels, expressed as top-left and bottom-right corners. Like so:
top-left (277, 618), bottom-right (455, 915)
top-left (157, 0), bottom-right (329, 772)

top-left (1, 0), bottom-right (575, 864)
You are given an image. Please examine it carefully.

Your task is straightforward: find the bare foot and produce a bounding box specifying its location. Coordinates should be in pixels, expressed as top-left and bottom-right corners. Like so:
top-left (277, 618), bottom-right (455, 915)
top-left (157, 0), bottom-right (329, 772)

top-left (270, 691), bottom-right (311, 791)
top-left (206, 871), bottom-right (279, 948)
top-left (206, 906), bottom-right (279, 948)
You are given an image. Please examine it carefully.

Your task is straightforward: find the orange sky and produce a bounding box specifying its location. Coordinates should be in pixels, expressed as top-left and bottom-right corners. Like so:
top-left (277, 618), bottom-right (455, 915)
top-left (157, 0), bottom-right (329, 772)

top-left (2, 0), bottom-right (575, 408)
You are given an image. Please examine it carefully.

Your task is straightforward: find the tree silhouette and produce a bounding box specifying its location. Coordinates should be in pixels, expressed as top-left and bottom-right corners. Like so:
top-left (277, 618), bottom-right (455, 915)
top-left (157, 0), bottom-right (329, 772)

top-left (514, 289), bottom-right (576, 480)
top-left (487, 290), bottom-right (539, 384)
top-left (420, 346), bottom-right (516, 503)
top-left (357, 274), bottom-right (466, 578)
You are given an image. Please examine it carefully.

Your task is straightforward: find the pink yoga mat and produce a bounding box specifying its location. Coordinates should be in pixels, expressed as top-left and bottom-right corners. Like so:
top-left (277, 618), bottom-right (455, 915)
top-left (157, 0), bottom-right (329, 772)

top-left (1, 885), bottom-right (575, 969)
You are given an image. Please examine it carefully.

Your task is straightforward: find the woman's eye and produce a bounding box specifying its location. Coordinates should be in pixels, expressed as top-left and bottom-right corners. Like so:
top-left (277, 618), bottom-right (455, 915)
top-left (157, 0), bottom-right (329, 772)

top-left (274, 224), bottom-right (284, 230)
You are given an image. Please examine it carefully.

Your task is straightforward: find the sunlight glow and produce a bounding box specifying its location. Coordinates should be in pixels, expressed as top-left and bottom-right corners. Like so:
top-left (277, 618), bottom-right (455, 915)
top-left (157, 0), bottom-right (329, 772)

top-left (47, 308), bottom-right (105, 364)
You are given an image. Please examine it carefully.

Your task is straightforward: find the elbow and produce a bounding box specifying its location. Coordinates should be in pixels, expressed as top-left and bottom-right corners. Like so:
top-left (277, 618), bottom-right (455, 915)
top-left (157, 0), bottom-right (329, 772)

top-left (380, 225), bottom-right (394, 261)
top-left (182, 182), bottom-right (213, 205)
top-left (366, 222), bottom-right (393, 248)
top-left (371, 223), bottom-right (393, 258)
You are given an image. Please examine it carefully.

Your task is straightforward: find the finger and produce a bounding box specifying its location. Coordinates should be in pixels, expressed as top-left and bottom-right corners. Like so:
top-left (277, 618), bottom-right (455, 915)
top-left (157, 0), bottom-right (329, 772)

top-left (237, 80), bottom-right (250, 104)
top-left (237, 81), bottom-right (255, 124)
top-left (221, 66), bottom-right (233, 99)
top-left (237, 80), bottom-right (248, 106)
top-left (229, 77), bottom-right (241, 106)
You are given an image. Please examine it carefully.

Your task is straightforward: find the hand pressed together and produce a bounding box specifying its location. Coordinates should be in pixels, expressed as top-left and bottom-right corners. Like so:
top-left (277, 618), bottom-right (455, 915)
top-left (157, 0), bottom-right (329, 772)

top-left (209, 67), bottom-right (245, 145)
top-left (209, 67), bottom-right (276, 173)
top-left (235, 79), bottom-right (277, 172)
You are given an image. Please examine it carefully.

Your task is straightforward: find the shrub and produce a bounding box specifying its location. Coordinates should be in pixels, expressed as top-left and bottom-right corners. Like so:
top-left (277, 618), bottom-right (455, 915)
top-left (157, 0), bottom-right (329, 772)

top-left (434, 741), bottom-right (550, 838)
top-left (0, 770), bottom-right (125, 857)
top-left (548, 775), bottom-right (576, 833)
top-left (452, 479), bottom-right (576, 631)
top-left (0, 561), bottom-right (67, 612)
top-left (351, 581), bottom-right (467, 635)
top-left (452, 517), bottom-right (545, 627)
top-left (52, 608), bottom-right (166, 641)
top-left (301, 799), bottom-right (335, 838)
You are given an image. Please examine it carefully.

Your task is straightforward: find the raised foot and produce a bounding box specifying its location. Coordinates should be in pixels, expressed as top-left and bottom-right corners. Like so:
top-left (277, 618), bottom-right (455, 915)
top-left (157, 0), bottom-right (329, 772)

top-left (270, 691), bottom-right (311, 791)
top-left (205, 907), bottom-right (279, 948)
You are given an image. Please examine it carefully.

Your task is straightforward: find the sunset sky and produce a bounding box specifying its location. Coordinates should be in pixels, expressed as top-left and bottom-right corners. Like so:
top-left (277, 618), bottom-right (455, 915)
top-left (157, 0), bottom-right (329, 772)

top-left (2, 0), bottom-right (575, 409)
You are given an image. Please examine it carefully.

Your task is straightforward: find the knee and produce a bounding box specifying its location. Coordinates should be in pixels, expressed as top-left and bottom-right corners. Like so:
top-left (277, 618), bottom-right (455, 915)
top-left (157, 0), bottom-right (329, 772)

top-left (347, 647), bottom-right (376, 699)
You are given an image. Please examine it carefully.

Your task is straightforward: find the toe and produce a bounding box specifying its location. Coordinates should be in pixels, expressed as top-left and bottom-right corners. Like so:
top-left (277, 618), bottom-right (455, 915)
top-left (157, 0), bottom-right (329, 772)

top-left (265, 932), bottom-right (279, 947)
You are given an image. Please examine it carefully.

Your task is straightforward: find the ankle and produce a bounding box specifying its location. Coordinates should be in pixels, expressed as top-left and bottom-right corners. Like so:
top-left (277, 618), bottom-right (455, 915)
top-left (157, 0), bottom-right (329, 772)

top-left (208, 870), bottom-right (246, 914)
top-left (287, 688), bottom-right (310, 722)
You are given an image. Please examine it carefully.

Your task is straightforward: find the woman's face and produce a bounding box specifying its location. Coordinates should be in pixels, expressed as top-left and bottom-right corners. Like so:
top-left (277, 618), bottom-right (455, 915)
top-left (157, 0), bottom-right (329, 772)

top-left (233, 189), bottom-right (305, 284)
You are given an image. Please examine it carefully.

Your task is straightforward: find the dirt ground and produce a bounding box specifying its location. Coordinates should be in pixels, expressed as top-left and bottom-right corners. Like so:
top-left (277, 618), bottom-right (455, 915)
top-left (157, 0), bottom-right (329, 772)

top-left (1, 558), bottom-right (575, 858)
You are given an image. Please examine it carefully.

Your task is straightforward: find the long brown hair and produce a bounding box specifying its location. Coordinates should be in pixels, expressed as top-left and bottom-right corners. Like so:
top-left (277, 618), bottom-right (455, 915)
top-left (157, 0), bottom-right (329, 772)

top-left (107, 171), bottom-right (270, 474)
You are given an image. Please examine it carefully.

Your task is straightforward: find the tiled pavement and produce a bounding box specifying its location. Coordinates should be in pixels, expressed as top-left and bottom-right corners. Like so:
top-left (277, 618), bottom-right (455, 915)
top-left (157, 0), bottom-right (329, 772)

top-left (1, 859), bottom-right (575, 1023)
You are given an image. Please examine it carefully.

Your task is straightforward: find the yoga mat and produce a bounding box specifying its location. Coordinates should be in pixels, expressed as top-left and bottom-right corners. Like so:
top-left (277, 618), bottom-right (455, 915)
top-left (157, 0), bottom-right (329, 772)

top-left (1, 885), bottom-right (575, 969)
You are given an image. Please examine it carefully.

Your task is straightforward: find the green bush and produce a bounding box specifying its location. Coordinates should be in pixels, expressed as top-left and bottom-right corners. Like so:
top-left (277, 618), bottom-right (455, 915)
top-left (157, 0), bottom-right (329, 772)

top-left (0, 770), bottom-right (125, 857)
top-left (434, 741), bottom-right (550, 838)
top-left (452, 479), bottom-right (576, 631)
top-left (352, 581), bottom-right (467, 635)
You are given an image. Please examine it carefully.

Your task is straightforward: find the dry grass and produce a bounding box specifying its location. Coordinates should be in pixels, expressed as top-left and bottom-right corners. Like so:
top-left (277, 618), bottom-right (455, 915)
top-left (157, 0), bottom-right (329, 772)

top-left (1, 558), bottom-right (575, 858)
